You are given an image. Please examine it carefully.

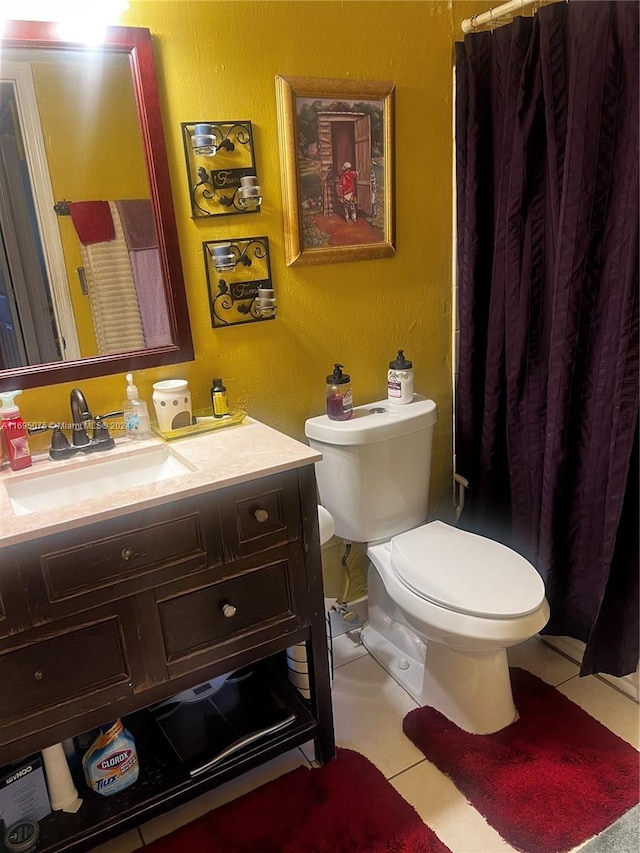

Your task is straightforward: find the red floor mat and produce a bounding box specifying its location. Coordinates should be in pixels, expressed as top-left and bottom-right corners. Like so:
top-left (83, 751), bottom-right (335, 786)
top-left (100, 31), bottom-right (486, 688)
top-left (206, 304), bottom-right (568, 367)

top-left (403, 667), bottom-right (639, 853)
top-left (145, 747), bottom-right (451, 853)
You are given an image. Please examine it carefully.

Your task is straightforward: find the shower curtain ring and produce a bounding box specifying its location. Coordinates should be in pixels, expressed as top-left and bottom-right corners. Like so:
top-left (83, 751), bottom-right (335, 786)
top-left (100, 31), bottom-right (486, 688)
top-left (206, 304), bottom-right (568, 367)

top-left (489, 7), bottom-right (495, 30)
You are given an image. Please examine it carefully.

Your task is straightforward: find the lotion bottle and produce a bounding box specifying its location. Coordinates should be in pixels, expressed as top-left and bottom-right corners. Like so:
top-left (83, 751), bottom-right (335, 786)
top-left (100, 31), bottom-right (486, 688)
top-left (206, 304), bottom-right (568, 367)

top-left (0, 390), bottom-right (32, 470)
top-left (387, 350), bottom-right (414, 404)
top-left (123, 373), bottom-right (151, 439)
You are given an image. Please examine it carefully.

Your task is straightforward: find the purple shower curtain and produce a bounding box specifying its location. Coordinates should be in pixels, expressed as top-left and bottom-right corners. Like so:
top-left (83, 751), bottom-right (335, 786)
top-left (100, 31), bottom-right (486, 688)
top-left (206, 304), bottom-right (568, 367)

top-left (455, 1), bottom-right (638, 676)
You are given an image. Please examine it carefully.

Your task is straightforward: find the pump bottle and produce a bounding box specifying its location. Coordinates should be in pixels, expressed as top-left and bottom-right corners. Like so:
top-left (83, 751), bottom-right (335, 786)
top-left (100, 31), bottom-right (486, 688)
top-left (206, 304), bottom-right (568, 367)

top-left (326, 364), bottom-right (353, 421)
top-left (123, 373), bottom-right (151, 439)
top-left (387, 350), bottom-right (414, 404)
top-left (0, 390), bottom-right (32, 470)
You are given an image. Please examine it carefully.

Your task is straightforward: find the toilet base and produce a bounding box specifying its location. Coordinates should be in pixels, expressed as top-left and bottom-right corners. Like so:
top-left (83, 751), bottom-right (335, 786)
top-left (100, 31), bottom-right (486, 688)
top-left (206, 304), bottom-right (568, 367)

top-left (362, 622), bottom-right (518, 734)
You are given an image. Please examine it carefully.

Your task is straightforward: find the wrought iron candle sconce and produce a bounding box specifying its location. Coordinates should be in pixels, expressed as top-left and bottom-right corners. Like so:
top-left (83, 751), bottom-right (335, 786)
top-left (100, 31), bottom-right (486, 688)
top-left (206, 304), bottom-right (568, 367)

top-left (182, 120), bottom-right (262, 217)
top-left (204, 237), bottom-right (275, 328)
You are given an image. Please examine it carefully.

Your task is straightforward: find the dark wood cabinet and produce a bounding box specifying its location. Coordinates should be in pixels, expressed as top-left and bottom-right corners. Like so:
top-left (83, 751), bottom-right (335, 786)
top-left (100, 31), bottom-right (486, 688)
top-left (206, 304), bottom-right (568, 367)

top-left (0, 464), bottom-right (334, 852)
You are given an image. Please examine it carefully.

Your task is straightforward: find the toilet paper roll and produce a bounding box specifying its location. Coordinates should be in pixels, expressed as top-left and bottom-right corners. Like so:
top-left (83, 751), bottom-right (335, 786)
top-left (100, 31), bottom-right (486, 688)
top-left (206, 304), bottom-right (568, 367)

top-left (41, 743), bottom-right (83, 813)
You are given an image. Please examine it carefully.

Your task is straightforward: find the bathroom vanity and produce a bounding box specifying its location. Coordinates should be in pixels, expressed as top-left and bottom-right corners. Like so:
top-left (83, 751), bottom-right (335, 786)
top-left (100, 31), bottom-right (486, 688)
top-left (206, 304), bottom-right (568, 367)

top-left (0, 419), bottom-right (335, 851)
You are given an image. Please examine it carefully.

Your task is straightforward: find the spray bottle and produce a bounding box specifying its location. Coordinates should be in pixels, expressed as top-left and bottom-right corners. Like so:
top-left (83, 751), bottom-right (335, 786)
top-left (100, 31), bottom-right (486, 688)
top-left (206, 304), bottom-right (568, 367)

top-left (0, 390), bottom-right (32, 471)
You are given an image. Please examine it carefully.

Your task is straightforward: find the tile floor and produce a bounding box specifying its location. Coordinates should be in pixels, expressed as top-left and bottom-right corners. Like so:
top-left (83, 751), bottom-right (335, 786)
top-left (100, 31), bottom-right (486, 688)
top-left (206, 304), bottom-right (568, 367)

top-left (94, 635), bottom-right (639, 853)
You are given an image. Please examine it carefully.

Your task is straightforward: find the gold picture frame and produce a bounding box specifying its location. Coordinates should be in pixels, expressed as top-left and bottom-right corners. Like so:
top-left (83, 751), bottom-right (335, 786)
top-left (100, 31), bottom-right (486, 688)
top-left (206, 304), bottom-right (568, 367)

top-left (276, 75), bottom-right (396, 266)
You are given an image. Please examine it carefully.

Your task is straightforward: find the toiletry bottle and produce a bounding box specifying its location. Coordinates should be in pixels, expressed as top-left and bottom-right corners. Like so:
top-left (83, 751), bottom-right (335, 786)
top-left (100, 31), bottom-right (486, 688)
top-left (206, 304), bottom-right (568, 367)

top-left (387, 350), bottom-right (414, 405)
top-left (211, 378), bottom-right (230, 418)
top-left (0, 390), bottom-right (32, 470)
top-left (326, 364), bottom-right (353, 421)
top-left (123, 373), bottom-right (151, 439)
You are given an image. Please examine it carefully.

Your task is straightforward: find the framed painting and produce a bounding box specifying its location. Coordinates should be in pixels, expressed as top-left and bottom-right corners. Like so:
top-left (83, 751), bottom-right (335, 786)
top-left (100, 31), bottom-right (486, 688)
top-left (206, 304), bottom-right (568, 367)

top-left (276, 75), bottom-right (396, 266)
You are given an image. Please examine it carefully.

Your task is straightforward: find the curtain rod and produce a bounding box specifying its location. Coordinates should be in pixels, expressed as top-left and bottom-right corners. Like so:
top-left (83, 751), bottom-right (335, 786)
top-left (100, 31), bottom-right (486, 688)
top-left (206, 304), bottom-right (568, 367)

top-left (461, 0), bottom-right (564, 34)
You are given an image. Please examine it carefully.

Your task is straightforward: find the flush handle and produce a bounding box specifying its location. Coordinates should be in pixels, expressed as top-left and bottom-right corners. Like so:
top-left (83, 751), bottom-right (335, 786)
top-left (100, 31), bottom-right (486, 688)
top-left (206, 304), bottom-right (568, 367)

top-left (254, 508), bottom-right (269, 523)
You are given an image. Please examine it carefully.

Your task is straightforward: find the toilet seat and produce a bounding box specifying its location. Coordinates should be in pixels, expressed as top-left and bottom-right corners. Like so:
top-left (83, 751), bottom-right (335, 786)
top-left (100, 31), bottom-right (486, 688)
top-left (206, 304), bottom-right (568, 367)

top-left (389, 520), bottom-right (546, 619)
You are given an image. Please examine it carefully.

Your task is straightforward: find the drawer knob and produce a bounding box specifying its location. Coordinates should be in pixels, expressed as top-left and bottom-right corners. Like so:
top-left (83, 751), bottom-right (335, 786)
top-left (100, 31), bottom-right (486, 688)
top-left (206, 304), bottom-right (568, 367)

top-left (120, 545), bottom-right (143, 561)
top-left (221, 602), bottom-right (237, 619)
top-left (254, 508), bottom-right (269, 523)
top-left (34, 670), bottom-right (44, 680)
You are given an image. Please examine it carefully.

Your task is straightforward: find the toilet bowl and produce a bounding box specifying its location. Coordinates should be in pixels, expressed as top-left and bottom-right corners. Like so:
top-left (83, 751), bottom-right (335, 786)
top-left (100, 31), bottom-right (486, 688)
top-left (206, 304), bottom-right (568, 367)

top-left (362, 522), bottom-right (549, 733)
top-left (305, 396), bottom-right (550, 734)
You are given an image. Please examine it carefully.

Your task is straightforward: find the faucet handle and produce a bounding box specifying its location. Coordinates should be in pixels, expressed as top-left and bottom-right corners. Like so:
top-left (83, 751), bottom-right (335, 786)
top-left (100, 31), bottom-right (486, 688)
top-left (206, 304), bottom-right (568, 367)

top-left (92, 410), bottom-right (124, 445)
top-left (50, 424), bottom-right (72, 458)
top-left (27, 423), bottom-right (73, 460)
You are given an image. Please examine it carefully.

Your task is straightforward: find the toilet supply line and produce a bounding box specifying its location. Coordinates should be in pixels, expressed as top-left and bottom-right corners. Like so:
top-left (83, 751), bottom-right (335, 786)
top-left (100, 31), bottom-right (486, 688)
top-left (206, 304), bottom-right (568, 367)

top-left (330, 542), bottom-right (360, 625)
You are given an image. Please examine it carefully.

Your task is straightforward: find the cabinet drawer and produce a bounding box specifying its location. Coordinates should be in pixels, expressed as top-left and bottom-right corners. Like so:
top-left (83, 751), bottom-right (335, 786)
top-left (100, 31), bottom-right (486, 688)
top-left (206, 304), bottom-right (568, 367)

top-left (0, 621), bottom-right (127, 722)
top-left (18, 498), bottom-right (211, 621)
top-left (218, 471), bottom-right (302, 560)
top-left (155, 554), bottom-right (303, 679)
top-left (0, 597), bottom-right (145, 749)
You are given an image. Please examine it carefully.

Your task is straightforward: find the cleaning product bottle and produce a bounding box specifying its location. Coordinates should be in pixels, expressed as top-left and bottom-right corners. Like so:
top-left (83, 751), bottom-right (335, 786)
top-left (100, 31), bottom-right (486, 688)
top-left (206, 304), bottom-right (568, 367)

top-left (211, 378), bottom-right (230, 418)
top-left (387, 350), bottom-right (414, 405)
top-left (123, 373), bottom-right (151, 439)
top-left (82, 719), bottom-right (139, 797)
top-left (326, 364), bottom-right (353, 421)
top-left (0, 390), bottom-right (32, 470)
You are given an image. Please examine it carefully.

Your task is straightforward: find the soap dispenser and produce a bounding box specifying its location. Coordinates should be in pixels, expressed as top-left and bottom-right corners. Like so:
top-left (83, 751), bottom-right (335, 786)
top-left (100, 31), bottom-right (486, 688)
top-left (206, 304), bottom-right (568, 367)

top-left (0, 390), bottom-right (32, 470)
top-left (387, 350), bottom-right (414, 404)
top-left (326, 364), bottom-right (353, 421)
top-left (123, 373), bottom-right (151, 439)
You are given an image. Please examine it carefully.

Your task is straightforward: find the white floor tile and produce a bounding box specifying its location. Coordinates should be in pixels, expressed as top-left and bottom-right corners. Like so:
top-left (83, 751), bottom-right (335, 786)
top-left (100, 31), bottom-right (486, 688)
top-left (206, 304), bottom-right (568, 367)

top-left (91, 830), bottom-right (142, 852)
top-left (138, 748), bottom-right (309, 844)
top-left (508, 636), bottom-right (580, 685)
top-left (391, 760), bottom-right (519, 853)
top-left (555, 674), bottom-right (640, 748)
top-left (328, 651), bottom-right (425, 778)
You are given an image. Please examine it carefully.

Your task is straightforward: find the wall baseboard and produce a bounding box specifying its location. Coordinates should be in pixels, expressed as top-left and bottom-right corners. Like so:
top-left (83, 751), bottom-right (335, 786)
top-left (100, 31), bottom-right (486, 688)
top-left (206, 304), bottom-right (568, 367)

top-left (542, 635), bottom-right (639, 701)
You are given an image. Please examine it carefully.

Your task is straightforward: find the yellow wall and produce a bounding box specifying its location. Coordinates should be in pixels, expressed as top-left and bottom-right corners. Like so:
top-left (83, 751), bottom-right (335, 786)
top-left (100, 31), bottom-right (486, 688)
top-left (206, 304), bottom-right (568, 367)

top-left (21, 1), bottom-right (456, 535)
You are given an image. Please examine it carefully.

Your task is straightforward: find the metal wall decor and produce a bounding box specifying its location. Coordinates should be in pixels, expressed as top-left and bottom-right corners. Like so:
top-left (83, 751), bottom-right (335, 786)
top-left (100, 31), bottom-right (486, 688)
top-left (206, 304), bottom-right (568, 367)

top-left (204, 237), bottom-right (275, 327)
top-left (182, 121), bottom-right (262, 217)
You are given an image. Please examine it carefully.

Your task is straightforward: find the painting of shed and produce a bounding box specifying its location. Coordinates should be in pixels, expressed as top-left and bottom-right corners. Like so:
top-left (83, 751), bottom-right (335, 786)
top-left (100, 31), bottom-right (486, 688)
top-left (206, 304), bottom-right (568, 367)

top-left (295, 95), bottom-right (385, 250)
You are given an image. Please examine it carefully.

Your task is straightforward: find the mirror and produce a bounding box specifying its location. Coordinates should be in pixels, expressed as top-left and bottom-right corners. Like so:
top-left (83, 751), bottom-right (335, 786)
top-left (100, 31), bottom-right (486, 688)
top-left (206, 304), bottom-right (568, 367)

top-left (0, 20), bottom-right (193, 390)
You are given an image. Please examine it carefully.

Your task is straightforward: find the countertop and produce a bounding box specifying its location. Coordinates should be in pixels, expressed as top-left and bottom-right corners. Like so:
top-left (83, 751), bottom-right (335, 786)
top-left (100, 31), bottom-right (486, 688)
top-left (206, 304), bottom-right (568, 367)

top-left (0, 417), bottom-right (321, 547)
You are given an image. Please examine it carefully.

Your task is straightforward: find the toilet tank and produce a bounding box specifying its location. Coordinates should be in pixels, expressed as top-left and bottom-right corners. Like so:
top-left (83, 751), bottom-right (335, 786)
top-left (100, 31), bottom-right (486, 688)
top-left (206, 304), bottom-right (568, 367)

top-left (305, 396), bottom-right (437, 543)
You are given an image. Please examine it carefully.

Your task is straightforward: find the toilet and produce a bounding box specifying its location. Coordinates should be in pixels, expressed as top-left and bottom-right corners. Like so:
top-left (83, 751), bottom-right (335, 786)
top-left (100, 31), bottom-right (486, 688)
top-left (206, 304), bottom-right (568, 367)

top-left (305, 396), bottom-right (549, 734)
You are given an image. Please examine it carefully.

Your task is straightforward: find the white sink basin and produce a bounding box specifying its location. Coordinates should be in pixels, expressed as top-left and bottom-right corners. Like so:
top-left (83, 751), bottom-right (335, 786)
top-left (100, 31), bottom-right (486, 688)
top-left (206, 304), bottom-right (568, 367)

top-left (5, 444), bottom-right (196, 516)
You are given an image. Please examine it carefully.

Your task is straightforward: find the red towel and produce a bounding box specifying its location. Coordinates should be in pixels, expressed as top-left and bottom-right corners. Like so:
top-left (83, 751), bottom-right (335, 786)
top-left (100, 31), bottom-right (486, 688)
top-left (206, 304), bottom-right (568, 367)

top-left (69, 201), bottom-right (115, 245)
top-left (115, 199), bottom-right (158, 250)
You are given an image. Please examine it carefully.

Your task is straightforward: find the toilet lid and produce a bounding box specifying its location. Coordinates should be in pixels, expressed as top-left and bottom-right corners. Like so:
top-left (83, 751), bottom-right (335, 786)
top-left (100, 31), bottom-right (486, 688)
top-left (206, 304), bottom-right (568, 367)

top-left (390, 521), bottom-right (546, 618)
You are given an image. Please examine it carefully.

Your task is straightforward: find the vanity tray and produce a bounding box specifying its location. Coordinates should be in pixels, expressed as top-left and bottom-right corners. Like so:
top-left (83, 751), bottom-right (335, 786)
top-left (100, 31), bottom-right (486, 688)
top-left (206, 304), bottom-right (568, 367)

top-left (152, 408), bottom-right (247, 441)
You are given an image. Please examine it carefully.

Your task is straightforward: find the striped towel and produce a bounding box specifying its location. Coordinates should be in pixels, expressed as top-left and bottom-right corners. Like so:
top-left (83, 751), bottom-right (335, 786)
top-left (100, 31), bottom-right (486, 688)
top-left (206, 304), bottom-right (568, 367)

top-left (81, 202), bottom-right (145, 354)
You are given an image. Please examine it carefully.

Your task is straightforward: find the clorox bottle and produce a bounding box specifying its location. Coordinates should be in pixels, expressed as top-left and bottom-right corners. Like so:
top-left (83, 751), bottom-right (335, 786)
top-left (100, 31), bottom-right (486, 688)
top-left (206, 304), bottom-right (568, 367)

top-left (82, 720), bottom-right (139, 796)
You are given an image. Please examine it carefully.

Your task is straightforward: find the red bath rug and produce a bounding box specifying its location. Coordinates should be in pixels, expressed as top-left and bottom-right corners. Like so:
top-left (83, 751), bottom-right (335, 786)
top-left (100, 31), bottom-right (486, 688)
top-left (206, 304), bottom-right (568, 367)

top-left (145, 747), bottom-right (451, 853)
top-left (403, 667), bottom-right (639, 853)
